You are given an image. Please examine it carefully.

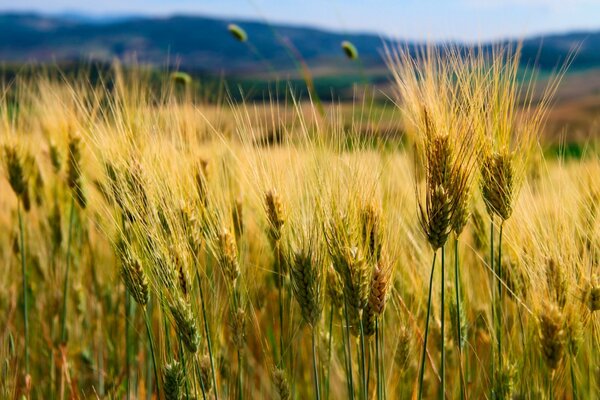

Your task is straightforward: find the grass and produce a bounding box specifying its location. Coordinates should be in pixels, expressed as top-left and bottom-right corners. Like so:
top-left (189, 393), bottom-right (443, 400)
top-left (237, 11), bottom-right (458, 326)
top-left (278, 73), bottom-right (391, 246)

top-left (0, 44), bottom-right (598, 399)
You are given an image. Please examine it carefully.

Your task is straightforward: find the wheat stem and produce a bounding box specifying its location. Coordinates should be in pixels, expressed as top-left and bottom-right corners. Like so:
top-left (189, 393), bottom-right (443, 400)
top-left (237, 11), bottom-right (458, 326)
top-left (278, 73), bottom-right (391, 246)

top-left (144, 305), bottom-right (160, 397)
top-left (375, 318), bottom-right (381, 400)
top-left (497, 223), bottom-right (504, 373)
top-left (196, 270), bottom-right (219, 400)
top-left (441, 245), bottom-right (446, 399)
top-left (277, 244), bottom-right (285, 368)
top-left (489, 218), bottom-right (495, 396)
top-left (326, 303), bottom-right (334, 400)
top-left (570, 346), bottom-right (578, 400)
top-left (312, 328), bottom-right (322, 400)
top-left (179, 337), bottom-right (191, 400)
top-left (454, 238), bottom-right (465, 400)
top-left (359, 315), bottom-right (368, 400)
top-left (418, 251), bottom-right (437, 400)
top-left (343, 300), bottom-right (355, 400)
top-left (17, 202), bottom-right (30, 378)
top-left (60, 196), bottom-right (75, 344)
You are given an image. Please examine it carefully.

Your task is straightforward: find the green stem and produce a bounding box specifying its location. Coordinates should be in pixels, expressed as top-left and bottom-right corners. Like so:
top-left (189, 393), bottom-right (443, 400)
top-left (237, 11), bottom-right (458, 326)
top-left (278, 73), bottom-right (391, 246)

top-left (312, 328), bottom-right (322, 400)
top-left (497, 223), bottom-right (504, 371)
top-left (144, 306), bottom-right (160, 397)
top-left (126, 290), bottom-right (132, 400)
top-left (417, 251), bottom-right (437, 400)
top-left (326, 304), bottom-right (334, 400)
top-left (60, 197), bottom-right (75, 343)
top-left (179, 339), bottom-right (191, 400)
top-left (570, 347), bottom-right (578, 400)
top-left (454, 238), bottom-right (465, 400)
top-left (489, 217), bottom-right (495, 396)
top-left (196, 270), bottom-right (219, 400)
top-left (277, 243), bottom-right (285, 368)
top-left (381, 317), bottom-right (386, 400)
top-left (441, 245), bottom-right (446, 399)
top-left (194, 358), bottom-right (207, 400)
top-left (17, 202), bottom-right (29, 376)
top-left (343, 300), bottom-right (355, 400)
top-left (359, 316), bottom-right (367, 400)
top-left (375, 318), bottom-right (381, 400)
top-left (237, 349), bottom-right (243, 400)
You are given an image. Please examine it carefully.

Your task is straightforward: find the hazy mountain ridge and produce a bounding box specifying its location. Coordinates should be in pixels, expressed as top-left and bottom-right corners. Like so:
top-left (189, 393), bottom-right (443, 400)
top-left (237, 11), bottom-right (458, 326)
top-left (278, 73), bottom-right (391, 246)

top-left (0, 12), bottom-right (599, 74)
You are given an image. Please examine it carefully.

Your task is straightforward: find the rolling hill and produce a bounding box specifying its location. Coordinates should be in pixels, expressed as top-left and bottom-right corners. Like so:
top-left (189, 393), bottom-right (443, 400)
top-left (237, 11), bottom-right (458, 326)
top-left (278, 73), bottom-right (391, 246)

top-left (0, 12), bottom-right (598, 75)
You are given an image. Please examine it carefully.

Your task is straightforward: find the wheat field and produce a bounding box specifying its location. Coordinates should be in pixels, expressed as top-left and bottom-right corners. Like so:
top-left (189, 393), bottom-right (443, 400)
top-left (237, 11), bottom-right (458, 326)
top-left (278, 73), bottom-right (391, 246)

top-left (1, 46), bottom-right (599, 400)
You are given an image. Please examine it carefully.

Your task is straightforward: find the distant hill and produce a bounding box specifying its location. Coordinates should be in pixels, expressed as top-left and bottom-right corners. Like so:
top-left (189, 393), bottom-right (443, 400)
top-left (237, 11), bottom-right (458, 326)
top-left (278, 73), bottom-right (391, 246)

top-left (0, 12), bottom-right (598, 75)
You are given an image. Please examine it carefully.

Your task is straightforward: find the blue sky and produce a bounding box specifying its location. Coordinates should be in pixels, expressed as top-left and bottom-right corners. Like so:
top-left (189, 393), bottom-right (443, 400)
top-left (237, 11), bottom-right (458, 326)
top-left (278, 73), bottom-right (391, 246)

top-left (1, 0), bottom-right (599, 41)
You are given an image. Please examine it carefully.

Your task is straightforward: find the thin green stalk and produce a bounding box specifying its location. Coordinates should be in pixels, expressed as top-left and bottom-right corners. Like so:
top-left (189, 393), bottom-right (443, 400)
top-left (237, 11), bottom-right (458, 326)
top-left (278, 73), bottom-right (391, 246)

top-left (454, 238), bottom-right (465, 400)
top-left (375, 318), bottom-right (381, 400)
top-left (570, 347), bottom-right (578, 400)
top-left (17, 202), bottom-right (29, 376)
top-left (60, 197), bottom-right (76, 343)
top-left (311, 328), bottom-right (322, 400)
top-left (277, 243), bottom-right (285, 368)
top-left (196, 270), bottom-right (219, 400)
top-left (497, 223), bottom-right (504, 370)
top-left (381, 317), bottom-right (386, 400)
top-left (144, 306), bottom-right (160, 397)
top-left (489, 218), bottom-right (495, 396)
top-left (194, 359), bottom-right (208, 400)
top-left (441, 245), bottom-right (446, 399)
top-left (179, 338), bottom-right (191, 400)
top-left (237, 349), bottom-right (243, 400)
top-left (126, 290), bottom-right (132, 400)
top-left (418, 251), bottom-right (437, 400)
top-left (343, 300), bottom-right (355, 400)
top-left (358, 316), bottom-right (368, 400)
top-left (326, 304), bottom-right (334, 400)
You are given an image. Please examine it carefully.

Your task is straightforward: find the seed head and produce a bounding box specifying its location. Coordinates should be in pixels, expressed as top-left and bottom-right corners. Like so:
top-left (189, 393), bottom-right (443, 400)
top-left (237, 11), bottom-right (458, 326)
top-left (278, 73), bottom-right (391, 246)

top-left (546, 258), bottom-right (567, 309)
top-left (265, 189), bottom-right (285, 246)
top-left (481, 151), bottom-right (514, 221)
top-left (170, 297), bottom-right (200, 353)
top-left (233, 197), bottom-right (244, 241)
top-left (341, 40), bottom-right (359, 60)
top-left (584, 274), bottom-right (600, 312)
top-left (119, 250), bottom-right (149, 306)
top-left (290, 247), bottom-right (324, 327)
top-left (360, 202), bottom-right (383, 262)
top-left (538, 302), bottom-right (565, 370)
top-left (199, 355), bottom-right (212, 393)
top-left (3, 145), bottom-right (27, 198)
top-left (49, 140), bottom-right (62, 173)
top-left (67, 134), bottom-right (86, 208)
top-left (170, 71), bottom-right (192, 86)
top-left (394, 326), bottom-right (411, 374)
top-left (493, 361), bottom-right (516, 400)
top-left (326, 266), bottom-right (344, 311)
top-left (228, 24), bottom-right (248, 42)
top-left (449, 289), bottom-right (467, 350)
top-left (218, 228), bottom-right (240, 284)
top-left (230, 307), bottom-right (246, 350)
top-left (451, 168), bottom-right (471, 235)
top-left (363, 253), bottom-right (393, 336)
top-left (163, 361), bottom-right (185, 400)
top-left (420, 185), bottom-right (452, 249)
top-left (273, 368), bottom-right (291, 400)
top-left (195, 160), bottom-right (209, 206)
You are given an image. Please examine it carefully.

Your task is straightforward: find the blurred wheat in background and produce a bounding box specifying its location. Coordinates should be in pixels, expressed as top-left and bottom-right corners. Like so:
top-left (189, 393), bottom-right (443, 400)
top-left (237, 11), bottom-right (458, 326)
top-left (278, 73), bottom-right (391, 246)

top-left (1, 42), bottom-right (599, 400)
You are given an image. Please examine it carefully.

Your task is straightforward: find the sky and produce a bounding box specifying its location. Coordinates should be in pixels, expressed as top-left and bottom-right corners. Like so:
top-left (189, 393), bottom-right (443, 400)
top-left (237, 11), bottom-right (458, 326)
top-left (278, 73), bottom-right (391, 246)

top-left (1, 0), bottom-right (600, 42)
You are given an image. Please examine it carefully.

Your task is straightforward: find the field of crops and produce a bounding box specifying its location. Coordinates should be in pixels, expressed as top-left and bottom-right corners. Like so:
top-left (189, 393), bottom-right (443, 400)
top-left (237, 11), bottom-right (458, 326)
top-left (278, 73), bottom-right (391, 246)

top-left (1, 46), bottom-right (599, 399)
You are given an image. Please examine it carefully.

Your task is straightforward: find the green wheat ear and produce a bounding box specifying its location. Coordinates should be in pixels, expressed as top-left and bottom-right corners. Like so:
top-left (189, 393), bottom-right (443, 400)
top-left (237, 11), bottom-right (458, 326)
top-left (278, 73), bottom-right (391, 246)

top-left (228, 23), bottom-right (248, 42)
top-left (170, 72), bottom-right (192, 86)
top-left (341, 41), bottom-right (359, 60)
